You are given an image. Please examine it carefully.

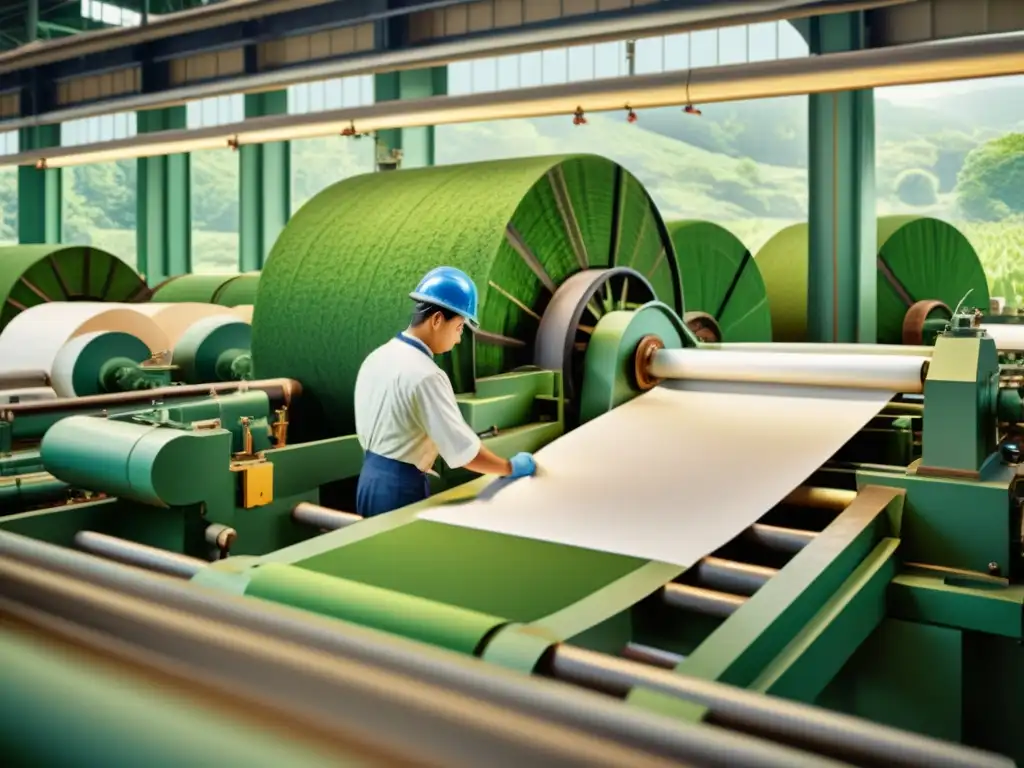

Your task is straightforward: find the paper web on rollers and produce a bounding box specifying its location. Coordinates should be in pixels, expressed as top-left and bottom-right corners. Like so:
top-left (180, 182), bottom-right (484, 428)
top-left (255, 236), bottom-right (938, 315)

top-left (980, 324), bottom-right (1024, 352)
top-left (418, 379), bottom-right (899, 568)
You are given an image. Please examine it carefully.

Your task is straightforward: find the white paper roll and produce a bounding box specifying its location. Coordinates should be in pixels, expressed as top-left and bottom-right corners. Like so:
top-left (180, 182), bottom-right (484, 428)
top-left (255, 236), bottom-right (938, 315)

top-left (981, 323), bottom-right (1024, 352)
top-left (420, 379), bottom-right (896, 567)
top-left (713, 342), bottom-right (934, 358)
top-left (0, 303), bottom-right (169, 375)
top-left (130, 302), bottom-right (238, 347)
top-left (649, 348), bottom-right (927, 394)
top-left (230, 305), bottom-right (254, 323)
top-left (0, 387), bottom-right (57, 405)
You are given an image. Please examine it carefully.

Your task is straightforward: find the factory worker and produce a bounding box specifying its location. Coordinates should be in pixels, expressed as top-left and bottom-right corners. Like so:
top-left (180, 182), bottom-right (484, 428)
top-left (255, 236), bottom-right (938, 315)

top-left (354, 266), bottom-right (537, 518)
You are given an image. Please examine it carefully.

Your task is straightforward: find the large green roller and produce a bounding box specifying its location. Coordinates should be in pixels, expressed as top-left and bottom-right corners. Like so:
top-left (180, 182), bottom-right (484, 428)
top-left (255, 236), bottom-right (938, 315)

top-left (0, 245), bottom-right (149, 334)
top-left (757, 216), bottom-right (990, 344)
top-left (151, 272), bottom-right (260, 306)
top-left (252, 155), bottom-right (683, 440)
top-left (667, 220), bottom-right (772, 343)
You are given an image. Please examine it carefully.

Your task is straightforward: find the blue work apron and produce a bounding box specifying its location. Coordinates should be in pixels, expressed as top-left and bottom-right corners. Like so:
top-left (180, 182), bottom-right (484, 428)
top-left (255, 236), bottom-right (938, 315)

top-left (355, 333), bottom-right (434, 519)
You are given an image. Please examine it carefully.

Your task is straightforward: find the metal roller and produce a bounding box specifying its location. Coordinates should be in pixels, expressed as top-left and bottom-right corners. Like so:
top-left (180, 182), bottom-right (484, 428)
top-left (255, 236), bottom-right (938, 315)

top-left (547, 645), bottom-right (1011, 768)
top-left (745, 524), bottom-right (816, 555)
top-left (648, 348), bottom-right (929, 394)
top-left (74, 531), bottom-right (207, 579)
top-left (691, 557), bottom-right (777, 597)
top-left (292, 502), bottom-right (362, 531)
top-left (662, 583), bottom-right (746, 618)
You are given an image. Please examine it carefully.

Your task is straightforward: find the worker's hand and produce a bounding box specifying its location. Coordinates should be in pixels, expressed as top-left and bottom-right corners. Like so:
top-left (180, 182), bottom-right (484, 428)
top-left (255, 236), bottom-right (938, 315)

top-left (508, 452), bottom-right (537, 479)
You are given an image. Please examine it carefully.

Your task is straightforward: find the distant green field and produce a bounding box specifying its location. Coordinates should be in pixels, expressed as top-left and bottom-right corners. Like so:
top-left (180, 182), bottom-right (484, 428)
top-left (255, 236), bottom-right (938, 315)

top-left (73, 218), bottom-right (1024, 304)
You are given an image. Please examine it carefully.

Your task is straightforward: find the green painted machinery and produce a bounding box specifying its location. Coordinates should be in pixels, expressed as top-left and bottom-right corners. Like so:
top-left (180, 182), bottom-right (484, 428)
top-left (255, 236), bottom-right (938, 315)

top-left (2, 157), bottom-right (1022, 765)
top-left (5, 526), bottom-right (1008, 768)
top-left (203, 303), bottom-right (1018, 766)
top-left (0, 311), bottom-right (257, 512)
top-left (0, 154), bottom-right (678, 560)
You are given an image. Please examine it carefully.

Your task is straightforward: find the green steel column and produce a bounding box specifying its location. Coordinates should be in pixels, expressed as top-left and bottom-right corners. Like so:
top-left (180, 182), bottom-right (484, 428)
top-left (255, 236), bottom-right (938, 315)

top-left (137, 107), bottom-right (190, 283)
top-left (806, 13), bottom-right (877, 343)
top-left (239, 91), bottom-right (289, 271)
top-left (373, 68), bottom-right (447, 169)
top-left (17, 126), bottom-right (61, 244)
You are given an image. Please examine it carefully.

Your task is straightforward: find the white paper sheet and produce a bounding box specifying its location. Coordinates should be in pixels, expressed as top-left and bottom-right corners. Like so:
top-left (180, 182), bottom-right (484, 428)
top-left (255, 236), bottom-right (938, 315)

top-left (419, 380), bottom-right (891, 567)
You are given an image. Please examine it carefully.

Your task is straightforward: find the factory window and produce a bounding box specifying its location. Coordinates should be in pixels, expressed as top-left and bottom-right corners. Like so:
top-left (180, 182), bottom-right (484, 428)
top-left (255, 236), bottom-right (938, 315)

top-left (60, 113), bottom-right (138, 267)
top-left (187, 95), bottom-right (244, 273)
top-left (288, 76), bottom-right (377, 214)
top-left (79, 0), bottom-right (142, 27)
top-left (0, 131), bottom-right (17, 246)
top-left (440, 23), bottom-right (810, 254)
top-left (875, 74), bottom-right (1024, 307)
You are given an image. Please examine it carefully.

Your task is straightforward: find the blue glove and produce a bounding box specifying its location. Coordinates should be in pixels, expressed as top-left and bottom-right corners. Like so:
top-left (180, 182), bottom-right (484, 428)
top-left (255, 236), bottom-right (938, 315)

top-left (509, 452), bottom-right (537, 479)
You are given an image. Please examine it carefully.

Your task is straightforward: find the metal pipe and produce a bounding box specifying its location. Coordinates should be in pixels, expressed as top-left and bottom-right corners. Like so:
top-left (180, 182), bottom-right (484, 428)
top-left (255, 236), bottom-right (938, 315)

top-left (0, 370), bottom-right (50, 390)
top-left (5, 28), bottom-right (1021, 168)
top-left (745, 524), bottom-right (816, 554)
top-left (0, 0), bottom-right (353, 73)
top-left (548, 645), bottom-right (1013, 768)
top-left (652, 349), bottom-right (928, 394)
top-left (3, 377), bottom-right (300, 419)
top-left (73, 531), bottom-right (207, 579)
top-left (662, 583), bottom-right (746, 618)
top-left (292, 502), bottom-right (363, 530)
top-left (0, 0), bottom-right (907, 130)
top-left (692, 557), bottom-right (777, 596)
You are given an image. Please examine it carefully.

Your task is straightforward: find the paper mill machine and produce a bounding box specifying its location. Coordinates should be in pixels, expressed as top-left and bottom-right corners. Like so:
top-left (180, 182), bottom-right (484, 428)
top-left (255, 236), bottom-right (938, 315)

top-left (0, 155), bottom-right (1022, 765)
top-left (0, 253), bottom-right (261, 514)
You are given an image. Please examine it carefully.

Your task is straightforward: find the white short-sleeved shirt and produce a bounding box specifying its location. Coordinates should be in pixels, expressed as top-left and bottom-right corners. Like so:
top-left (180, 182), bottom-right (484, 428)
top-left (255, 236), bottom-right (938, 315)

top-left (354, 333), bottom-right (482, 472)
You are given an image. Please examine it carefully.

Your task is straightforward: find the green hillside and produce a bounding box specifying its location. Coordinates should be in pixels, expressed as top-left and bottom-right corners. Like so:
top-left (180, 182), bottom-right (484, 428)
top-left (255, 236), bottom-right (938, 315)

top-left (1, 83), bottom-right (1021, 301)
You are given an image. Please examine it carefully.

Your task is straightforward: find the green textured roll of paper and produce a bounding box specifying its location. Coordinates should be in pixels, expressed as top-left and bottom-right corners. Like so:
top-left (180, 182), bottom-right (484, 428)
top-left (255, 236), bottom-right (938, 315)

top-left (213, 274), bottom-right (261, 306)
top-left (151, 273), bottom-right (261, 306)
top-left (667, 220), bottom-right (772, 342)
top-left (756, 216), bottom-right (989, 344)
top-left (243, 562), bottom-right (507, 655)
top-left (253, 155), bottom-right (682, 439)
top-left (0, 245), bottom-right (149, 334)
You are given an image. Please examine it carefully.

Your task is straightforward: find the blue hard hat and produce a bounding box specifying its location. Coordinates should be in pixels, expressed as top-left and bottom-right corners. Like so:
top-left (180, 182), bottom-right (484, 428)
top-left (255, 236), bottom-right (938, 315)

top-left (410, 266), bottom-right (480, 327)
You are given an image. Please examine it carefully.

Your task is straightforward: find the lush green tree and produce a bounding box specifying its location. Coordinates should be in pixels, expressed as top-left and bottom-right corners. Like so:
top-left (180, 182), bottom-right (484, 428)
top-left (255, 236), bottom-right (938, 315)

top-left (895, 168), bottom-right (939, 207)
top-left (0, 168), bottom-right (16, 241)
top-left (956, 133), bottom-right (1024, 221)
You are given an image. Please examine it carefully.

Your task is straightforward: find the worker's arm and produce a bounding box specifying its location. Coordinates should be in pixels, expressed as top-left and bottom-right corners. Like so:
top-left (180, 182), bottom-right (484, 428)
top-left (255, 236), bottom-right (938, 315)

top-left (416, 373), bottom-right (536, 478)
top-left (464, 444), bottom-right (512, 475)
